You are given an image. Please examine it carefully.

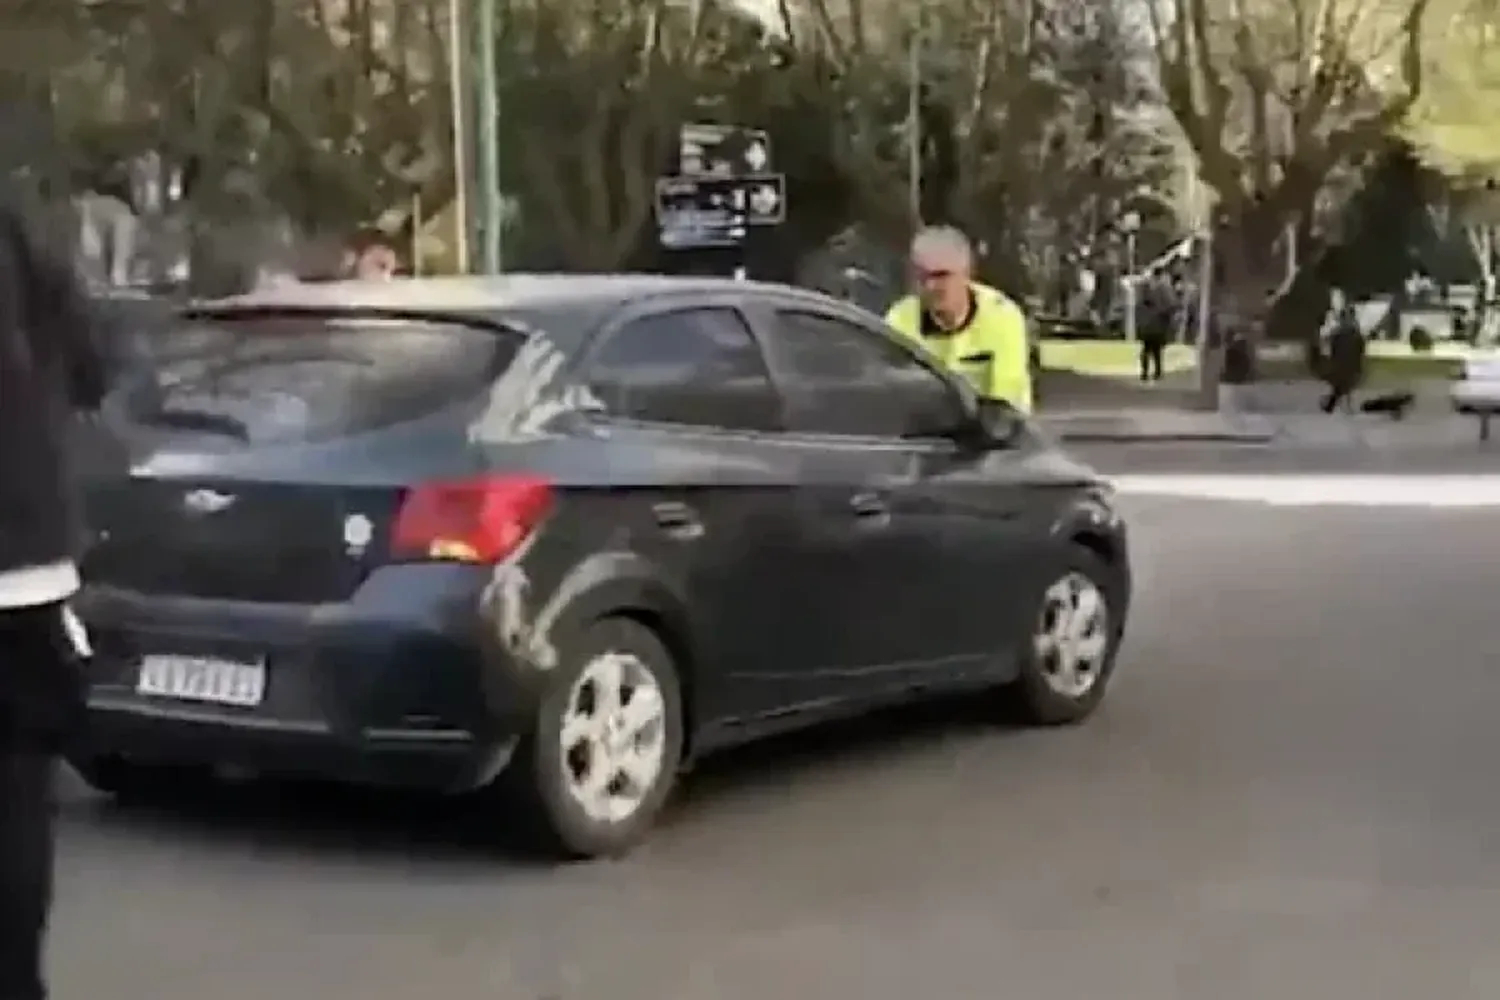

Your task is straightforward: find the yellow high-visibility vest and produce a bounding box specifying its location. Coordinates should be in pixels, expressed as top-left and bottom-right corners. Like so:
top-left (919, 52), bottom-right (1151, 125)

top-left (885, 284), bottom-right (1032, 412)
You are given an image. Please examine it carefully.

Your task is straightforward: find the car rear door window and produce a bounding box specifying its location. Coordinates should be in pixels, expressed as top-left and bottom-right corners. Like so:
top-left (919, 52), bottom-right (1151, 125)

top-left (766, 310), bottom-right (967, 438)
top-left (114, 315), bottom-right (517, 445)
top-left (586, 307), bottom-right (781, 432)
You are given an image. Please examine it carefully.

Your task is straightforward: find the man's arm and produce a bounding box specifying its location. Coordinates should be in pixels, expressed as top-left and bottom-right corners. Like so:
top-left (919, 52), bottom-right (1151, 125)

top-left (982, 300), bottom-right (1033, 413)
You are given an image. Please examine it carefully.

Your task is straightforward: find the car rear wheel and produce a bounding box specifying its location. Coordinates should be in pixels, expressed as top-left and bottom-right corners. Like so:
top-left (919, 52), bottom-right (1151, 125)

top-left (497, 616), bottom-right (683, 859)
top-left (1002, 546), bottom-right (1123, 726)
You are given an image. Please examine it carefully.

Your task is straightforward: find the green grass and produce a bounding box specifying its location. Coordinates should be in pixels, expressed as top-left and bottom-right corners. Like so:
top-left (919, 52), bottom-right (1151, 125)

top-left (1038, 338), bottom-right (1471, 385)
top-left (1039, 340), bottom-right (1197, 378)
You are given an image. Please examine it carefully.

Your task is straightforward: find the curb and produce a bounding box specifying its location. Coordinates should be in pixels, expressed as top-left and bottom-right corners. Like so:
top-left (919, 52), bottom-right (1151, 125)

top-left (1053, 430), bottom-right (1277, 444)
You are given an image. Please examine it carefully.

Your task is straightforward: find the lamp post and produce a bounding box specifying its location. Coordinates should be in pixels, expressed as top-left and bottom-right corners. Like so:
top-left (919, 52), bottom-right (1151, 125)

top-left (474, 0), bottom-right (502, 273)
top-left (906, 15), bottom-right (923, 225)
top-left (447, 0), bottom-right (502, 275)
top-left (446, 0), bottom-right (471, 274)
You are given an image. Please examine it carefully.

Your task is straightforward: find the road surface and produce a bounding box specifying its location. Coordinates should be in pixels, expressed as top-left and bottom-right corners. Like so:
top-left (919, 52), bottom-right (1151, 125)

top-left (51, 480), bottom-right (1500, 1000)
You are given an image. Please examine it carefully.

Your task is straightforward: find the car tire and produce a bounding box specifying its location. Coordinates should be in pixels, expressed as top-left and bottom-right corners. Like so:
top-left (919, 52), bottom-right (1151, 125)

top-left (70, 754), bottom-right (210, 802)
top-left (1001, 545), bottom-right (1125, 726)
top-left (497, 616), bottom-right (684, 860)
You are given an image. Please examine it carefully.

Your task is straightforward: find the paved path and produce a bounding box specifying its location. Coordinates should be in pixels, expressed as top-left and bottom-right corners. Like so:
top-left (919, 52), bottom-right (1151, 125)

top-left (51, 492), bottom-right (1500, 999)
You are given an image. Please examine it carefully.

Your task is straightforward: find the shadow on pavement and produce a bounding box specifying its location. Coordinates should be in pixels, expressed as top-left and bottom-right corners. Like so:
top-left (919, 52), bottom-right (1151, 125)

top-left (62, 772), bottom-right (529, 870)
top-left (665, 691), bottom-right (1021, 827)
top-left (63, 692), bottom-right (1020, 866)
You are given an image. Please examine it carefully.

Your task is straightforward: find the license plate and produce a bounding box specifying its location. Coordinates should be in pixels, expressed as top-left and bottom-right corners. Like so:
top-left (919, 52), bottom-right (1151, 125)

top-left (136, 655), bottom-right (266, 707)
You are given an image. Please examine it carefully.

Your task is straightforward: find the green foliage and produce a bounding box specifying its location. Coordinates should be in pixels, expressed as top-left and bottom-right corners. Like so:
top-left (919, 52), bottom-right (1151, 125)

top-left (1335, 142), bottom-right (1447, 293)
top-left (1406, 15), bottom-right (1500, 180)
top-left (0, 0), bottom-right (1174, 285)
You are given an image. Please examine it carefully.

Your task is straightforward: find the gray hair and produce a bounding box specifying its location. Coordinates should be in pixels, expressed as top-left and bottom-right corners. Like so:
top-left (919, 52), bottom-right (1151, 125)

top-left (910, 225), bottom-right (973, 267)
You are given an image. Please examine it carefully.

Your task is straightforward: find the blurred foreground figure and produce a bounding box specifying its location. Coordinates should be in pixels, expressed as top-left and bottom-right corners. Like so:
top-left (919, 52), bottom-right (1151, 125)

top-left (0, 186), bottom-right (107, 1000)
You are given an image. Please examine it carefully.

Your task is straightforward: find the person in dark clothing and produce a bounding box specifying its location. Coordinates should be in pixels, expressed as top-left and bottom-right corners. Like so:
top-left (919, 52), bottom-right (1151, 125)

top-left (1137, 279), bottom-right (1171, 382)
top-left (0, 186), bottom-right (107, 1000)
top-left (1320, 306), bottom-right (1366, 414)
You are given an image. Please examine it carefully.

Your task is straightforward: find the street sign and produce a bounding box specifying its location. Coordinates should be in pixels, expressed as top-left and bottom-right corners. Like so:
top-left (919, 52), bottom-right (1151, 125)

top-left (656, 176), bottom-right (747, 250)
top-left (654, 174), bottom-right (787, 251)
top-left (677, 124), bottom-right (772, 178)
top-left (659, 125), bottom-right (783, 254)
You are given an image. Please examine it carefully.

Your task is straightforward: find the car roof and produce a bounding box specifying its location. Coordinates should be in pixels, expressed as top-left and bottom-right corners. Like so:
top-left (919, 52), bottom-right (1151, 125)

top-left (198, 273), bottom-right (822, 316)
top-left (187, 273), bottom-right (857, 354)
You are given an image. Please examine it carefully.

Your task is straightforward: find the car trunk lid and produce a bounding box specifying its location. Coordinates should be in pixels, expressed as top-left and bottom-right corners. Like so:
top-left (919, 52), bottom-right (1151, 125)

top-left (83, 308), bottom-right (522, 604)
top-left (83, 471), bottom-right (404, 605)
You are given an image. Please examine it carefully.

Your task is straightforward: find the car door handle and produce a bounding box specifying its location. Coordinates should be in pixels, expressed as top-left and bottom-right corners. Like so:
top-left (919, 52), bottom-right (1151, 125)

top-left (653, 501), bottom-right (703, 538)
top-left (849, 492), bottom-right (889, 521)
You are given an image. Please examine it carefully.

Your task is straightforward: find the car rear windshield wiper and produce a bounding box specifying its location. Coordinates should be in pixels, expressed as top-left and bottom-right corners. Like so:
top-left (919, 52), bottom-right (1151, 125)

top-left (136, 408), bottom-right (252, 441)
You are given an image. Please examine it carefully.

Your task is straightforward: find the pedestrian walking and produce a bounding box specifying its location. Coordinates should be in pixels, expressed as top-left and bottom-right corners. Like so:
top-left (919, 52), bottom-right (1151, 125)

top-left (0, 185), bottom-right (108, 1000)
top-left (1320, 304), bottom-right (1366, 414)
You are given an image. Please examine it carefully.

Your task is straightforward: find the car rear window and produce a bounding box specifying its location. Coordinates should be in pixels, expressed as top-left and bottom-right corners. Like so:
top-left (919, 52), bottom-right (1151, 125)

top-left (116, 314), bottom-right (517, 445)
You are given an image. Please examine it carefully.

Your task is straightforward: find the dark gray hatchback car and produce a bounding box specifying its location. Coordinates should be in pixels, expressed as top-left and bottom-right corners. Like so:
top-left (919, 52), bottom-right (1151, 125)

top-left (72, 274), bottom-right (1131, 858)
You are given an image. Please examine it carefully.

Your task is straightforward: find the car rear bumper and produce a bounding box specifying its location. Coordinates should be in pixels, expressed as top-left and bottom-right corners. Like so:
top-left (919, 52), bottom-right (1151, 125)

top-left (73, 564), bottom-right (531, 792)
top-left (79, 694), bottom-right (516, 791)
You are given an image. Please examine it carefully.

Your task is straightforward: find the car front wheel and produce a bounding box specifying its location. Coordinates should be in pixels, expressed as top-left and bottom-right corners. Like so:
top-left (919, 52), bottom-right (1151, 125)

top-left (497, 616), bottom-right (683, 859)
top-left (1003, 546), bottom-right (1123, 725)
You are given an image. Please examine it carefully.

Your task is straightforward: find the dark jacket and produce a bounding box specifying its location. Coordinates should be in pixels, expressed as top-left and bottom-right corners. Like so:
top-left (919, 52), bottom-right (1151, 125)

top-left (0, 193), bottom-right (107, 575)
top-left (1325, 319), bottom-right (1366, 392)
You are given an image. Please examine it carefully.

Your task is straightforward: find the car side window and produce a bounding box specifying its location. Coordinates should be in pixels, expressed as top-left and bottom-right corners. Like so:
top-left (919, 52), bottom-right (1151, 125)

top-left (766, 310), bottom-right (967, 438)
top-left (586, 307), bottom-right (781, 432)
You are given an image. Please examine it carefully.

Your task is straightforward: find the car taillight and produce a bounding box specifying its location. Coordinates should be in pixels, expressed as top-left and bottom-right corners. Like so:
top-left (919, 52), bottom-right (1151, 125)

top-left (390, 475), bottom-right (553, 564)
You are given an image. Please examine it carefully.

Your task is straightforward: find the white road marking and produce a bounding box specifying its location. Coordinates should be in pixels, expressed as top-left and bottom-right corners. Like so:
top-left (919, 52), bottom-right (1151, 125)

top-left (1112, 474), bottom-right (1500, 508)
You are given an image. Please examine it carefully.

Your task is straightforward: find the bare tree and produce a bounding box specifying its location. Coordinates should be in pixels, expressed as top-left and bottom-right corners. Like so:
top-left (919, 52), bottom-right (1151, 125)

top-left (1150, 0), bottom-right (1432, 351)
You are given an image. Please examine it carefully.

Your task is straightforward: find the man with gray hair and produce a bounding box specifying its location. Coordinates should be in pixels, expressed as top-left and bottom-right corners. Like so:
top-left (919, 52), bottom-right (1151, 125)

top-left (884, 226), bottom-right (1032, 411)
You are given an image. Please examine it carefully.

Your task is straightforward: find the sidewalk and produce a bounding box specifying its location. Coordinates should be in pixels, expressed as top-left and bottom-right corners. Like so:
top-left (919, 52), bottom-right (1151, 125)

top-left (1039, 408), bottom-right (1493, 450)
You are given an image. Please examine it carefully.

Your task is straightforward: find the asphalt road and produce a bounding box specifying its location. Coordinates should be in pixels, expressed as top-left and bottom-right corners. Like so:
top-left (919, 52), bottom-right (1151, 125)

top-left (51, 488), bottom-right (1500, 1000)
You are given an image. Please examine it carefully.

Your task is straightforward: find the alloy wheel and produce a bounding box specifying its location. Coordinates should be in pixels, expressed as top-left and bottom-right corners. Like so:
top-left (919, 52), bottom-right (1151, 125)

top-left (558, 651), bottom-right (668, 824)
top-left (1033, 571), bottom-right (1111, 699)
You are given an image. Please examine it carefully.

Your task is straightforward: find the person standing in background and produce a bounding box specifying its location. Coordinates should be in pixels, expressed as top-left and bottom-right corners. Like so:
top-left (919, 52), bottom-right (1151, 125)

top-left (344, 229), bottom-right (399, 280)
top-left (0, 184), bottom-right (108, 1000)
top-left (1137, 275), bottom-right (1171, 382)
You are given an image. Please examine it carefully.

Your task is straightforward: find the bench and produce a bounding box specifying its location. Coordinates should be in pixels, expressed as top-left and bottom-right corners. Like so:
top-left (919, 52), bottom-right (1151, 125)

top-left (1454, 398), bottom-right (1500, 440)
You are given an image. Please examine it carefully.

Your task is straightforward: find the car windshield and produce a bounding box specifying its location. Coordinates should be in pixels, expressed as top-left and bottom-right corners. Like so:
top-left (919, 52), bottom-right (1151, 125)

top-left (114, 313), bottom-right (521, 446)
